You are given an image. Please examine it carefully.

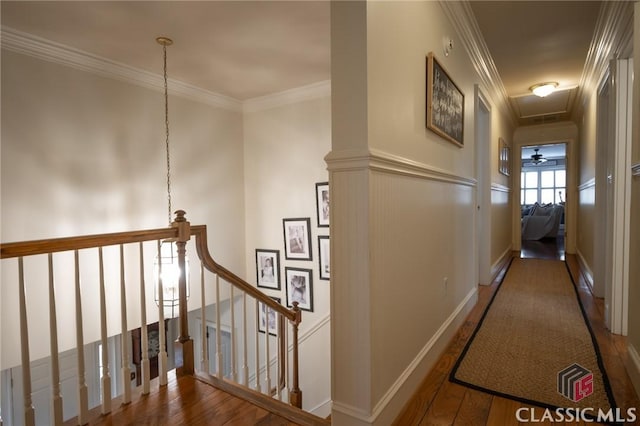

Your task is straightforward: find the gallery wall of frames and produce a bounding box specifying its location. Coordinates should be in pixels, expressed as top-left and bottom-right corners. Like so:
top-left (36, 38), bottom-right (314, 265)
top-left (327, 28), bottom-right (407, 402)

top-left (254, 182), bottom-right (329, 321)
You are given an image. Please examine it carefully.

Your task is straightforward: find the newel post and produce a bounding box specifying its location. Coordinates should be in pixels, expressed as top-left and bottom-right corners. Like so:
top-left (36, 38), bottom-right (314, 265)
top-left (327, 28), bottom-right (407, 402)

top-left (289, 302), bottom-right (303, 408)
top-left (173, 210), bottom-right (194, 376)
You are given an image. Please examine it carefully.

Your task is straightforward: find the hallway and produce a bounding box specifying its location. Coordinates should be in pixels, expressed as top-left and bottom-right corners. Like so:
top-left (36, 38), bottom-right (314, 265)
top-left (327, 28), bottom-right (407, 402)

top-left (394, 254), bottom-right (640, 425)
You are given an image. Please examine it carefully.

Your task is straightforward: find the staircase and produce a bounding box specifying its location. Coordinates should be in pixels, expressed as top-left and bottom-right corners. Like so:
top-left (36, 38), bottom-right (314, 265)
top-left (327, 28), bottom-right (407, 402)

top-left (0, 211), bottom-right (328, 425)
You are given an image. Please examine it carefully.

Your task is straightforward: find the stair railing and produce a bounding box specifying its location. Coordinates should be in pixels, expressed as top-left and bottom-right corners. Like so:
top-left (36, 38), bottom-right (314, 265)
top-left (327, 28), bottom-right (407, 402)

top-left (0, 210), bottom-right (303, 426)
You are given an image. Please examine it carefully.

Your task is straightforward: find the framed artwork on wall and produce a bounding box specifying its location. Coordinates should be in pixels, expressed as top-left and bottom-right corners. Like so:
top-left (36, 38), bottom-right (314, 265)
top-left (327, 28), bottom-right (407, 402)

top-left (315, 182), bottom-right (330, 227)
top-left (283, 218), bottom-right (312, 261)
top-left (285, 267), bottom-right (313, 312)
top-left (499, 138), bottom-right (511, 176)
top-left (426, 52), bottom-right (465, 147)
top-left (258, 297), bottom-right (281, 336)
top-left (318, 236), bottom-right (330, 281)
top-left (255, 249), bottom-right (280, 290)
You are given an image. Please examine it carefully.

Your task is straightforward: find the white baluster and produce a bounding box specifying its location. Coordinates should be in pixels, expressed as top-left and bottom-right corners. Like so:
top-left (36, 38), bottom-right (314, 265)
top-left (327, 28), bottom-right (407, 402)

top-left (18, 258), bottom-right (35, 426)
top-left (139, 243), bottom-right (150, 394)
top-left (98, 248), bottom-right (111, 414)
top-left (254, 299), bottom-right (260, 392)
top-left (200, 263), bottom-right (209, 374)
top-left (157, 241), bottom-right (168, 387)
top-left (48, 254), bottom-right (63, 425)
top-left (119, 245), bottom-right (131, 405)
top-left (74, 250), bottom-right (88, 424)
top-left (242, 293), bottom-right (248, 386)
top-left (285, 315), bottom-right (290, 402)
top-left (264, 306), bottom-right (271, 395)
top-left (230, 286), bottom-right (237, 382)
top-left (215, 275), bottom-right (222, 378)
top-left (276, 313), bottom-right (282, 402)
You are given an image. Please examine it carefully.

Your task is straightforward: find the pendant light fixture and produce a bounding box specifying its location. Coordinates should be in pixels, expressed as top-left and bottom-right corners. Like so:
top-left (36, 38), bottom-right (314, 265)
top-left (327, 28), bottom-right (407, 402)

top-left (154, 36), bottom-right (189, 318)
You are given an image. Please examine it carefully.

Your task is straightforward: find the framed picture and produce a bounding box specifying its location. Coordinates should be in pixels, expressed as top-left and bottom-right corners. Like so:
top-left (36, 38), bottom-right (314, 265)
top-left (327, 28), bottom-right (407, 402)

top-left (426, 52), bottom-right (464, 147)
top-left (258, 297), bottom-right (281, 336)
top-left (283, 218), bottom-right (312, 261)
top-left (285, 267), bottom-right (313, 312)
top-left (255, 249), bottom-right (280, 290)
top-left (318, 236), bottom-right (330, 281)
top-left (315, 182), bottom-right (329, 227)
top-left (499, 138), bottom-right (511, 176)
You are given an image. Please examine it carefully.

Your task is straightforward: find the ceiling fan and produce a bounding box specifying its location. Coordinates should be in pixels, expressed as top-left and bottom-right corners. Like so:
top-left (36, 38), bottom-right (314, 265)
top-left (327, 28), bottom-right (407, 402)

top-left (531, 148), bottom-right (547, 165)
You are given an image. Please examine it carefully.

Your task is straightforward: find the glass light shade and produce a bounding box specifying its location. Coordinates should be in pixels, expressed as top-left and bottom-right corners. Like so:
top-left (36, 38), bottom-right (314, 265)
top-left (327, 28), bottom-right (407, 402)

top-left (531, 82), bottom-right (558, 97)
top-left (154, 240), bottom-right (189, 318)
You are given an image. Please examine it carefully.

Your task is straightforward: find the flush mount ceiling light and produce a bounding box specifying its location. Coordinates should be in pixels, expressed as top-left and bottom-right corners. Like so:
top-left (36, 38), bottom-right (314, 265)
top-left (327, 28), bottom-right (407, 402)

top-left (530, 82), bottom-right (559, 97)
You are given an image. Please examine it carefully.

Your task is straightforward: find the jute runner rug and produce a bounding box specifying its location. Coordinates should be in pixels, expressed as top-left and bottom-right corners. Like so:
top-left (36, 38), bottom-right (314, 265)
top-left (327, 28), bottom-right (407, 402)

top-left (450, 258), bottom-right (616, 414)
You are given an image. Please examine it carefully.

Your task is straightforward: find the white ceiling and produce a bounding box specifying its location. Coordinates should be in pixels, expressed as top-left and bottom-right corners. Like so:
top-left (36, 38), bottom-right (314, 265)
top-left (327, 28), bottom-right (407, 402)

top-left (1, 1), bottom-right (602, 121)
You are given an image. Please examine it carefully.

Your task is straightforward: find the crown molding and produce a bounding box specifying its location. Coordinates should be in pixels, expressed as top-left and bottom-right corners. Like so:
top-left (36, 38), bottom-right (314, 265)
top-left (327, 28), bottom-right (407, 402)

top-left (439, 1), bottom-right (517, 127)
top-left (1, 26), bottom-right (243, 112)
top-left (243, 80), bottom-right (331, 113)
top-left (572, 1), bottom-right (634, 121)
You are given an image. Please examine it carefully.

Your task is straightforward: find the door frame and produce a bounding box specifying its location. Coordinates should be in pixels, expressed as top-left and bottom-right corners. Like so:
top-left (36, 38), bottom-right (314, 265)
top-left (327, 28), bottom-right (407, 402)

top-left (474, 85), bottom-right (492, 285)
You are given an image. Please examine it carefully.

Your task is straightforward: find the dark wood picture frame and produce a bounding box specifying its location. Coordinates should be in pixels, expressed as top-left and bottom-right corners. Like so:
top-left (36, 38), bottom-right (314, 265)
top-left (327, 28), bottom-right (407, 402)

top-left (315, 182), bottom-right (329, 227)
top-left (258, 297), bottom-right (281, 336)
top-left (318, 236), bottom-right (330, 281)
top-left (285, 267), bottom-right (314, 312)
top-left (499, 137), bottom-right (511, 176)
top-left (283, 218), bottom-right (312, 261)
top-left (255, 249), bottom-right (281, 290)
top-left (426, 52), bottom-right (465, 147)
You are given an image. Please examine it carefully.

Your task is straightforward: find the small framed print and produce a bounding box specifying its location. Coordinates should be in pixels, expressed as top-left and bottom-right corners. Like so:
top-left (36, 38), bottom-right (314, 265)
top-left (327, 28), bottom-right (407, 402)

top-left (499, 138), bottom-right (511, 176)
top-left (426, 52), bottom-right (464, 147)
top-left (258, 297), bottom-right (281, 336)
top-left (285, 267), bottom-right (313, 312)
top-left (255, 249), bottom-right (280, 290)
top-left (315, 182), bottom-right (329, 227)
top-left (283, 218), bottom-right (312, 261)
top-left (318, 236), bottom-right (330, 281)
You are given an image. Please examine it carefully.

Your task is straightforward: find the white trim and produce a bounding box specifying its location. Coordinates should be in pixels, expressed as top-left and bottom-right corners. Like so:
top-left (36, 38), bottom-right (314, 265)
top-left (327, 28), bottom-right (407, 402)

top-left (626, 344), bottom-right (640, 399)
top-left (309, 398), bottom-right (332, 419)
top-left (439, 1), bottom-right (516, 127)
top-left (572, 1), bottom-right (634, 121)
top-left (332, 287), bottom-right (477, 424)
top-left (243, 81), bottom-right (331, 113)
top-left (578, 178), bottom-right (596, 191)
top-left (325, 149), bottom-right (477, 188)
top-left (632, 163), bottom-right (640, 177)
top-left (1, 26), bottom-right (243, 112)
top-left (576, 249), bottom-right (595, 293)
top-left (489, 246), bottom-right (512, 284)
top-left (490, 183), bottom-right (511, 193)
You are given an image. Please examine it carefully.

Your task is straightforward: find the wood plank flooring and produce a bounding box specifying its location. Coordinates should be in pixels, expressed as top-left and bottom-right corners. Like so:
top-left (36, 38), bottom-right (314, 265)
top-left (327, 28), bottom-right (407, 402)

top-left (394, 249), bottom-right (640, 425)
top-left (63, 374), bottom-right (300, 426)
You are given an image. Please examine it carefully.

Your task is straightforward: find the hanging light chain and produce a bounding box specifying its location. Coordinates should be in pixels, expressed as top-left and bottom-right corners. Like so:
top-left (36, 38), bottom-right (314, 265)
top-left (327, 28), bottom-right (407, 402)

top-left (158, 37), bottom-right (173, 226)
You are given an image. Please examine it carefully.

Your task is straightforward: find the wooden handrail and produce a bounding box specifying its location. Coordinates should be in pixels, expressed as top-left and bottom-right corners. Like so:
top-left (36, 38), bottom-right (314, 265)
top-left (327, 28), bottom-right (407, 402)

top-left (1, 228), bottom-right (178, 259)
top-left (191, 225), bottom-right (300, 324)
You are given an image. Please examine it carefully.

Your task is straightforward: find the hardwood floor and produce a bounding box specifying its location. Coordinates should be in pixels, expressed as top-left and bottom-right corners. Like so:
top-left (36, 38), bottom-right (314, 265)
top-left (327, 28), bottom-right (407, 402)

top-left (63, 374), bottom-right (301, 426)
top-left (393, 249), bottom-right (640, 425)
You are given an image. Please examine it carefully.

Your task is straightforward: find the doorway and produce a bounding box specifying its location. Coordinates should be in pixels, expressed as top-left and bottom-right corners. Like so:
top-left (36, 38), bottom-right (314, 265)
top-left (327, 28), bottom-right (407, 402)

top-left (519, 143), bottom-right (567, 261)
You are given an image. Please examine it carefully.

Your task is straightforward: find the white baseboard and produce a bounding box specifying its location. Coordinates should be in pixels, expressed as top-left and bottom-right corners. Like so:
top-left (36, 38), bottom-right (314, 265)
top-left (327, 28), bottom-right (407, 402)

top-left (576, 249), bottom-right (595, 293)
top-left (332, 286), bottom-right (478, 425)
top-left (626, 343), bottom-right (640, 399)
top-left (488, 246), bottom-right (512, 285)
top-left (310, 398), bottom-right (332, 419)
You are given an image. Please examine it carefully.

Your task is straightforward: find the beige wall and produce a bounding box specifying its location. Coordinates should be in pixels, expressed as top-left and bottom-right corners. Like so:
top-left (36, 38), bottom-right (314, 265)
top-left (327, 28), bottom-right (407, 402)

top-left (1, 50), bottom-right (245, 368)
top-left (243, 95), bottom-right (332, 415)
top-left (329, 2), bottom-right (512, 424)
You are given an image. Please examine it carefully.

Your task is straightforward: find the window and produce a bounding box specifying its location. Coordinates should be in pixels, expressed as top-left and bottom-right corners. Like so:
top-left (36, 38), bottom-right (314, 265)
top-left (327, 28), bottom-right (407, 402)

top-left (521, 169), bottom-right (565, 205)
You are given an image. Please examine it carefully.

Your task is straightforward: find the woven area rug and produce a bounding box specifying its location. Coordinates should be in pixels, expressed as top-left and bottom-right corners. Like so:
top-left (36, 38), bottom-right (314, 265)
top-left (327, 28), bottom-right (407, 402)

top-left (450, 258), bottom-right (616, 415)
